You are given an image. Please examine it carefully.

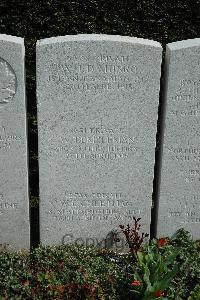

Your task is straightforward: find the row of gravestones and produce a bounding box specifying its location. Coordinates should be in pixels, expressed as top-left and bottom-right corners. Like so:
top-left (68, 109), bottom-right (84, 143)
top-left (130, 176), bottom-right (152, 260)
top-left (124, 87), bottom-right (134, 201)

top-left (0, 34), bottom-right (199, 251)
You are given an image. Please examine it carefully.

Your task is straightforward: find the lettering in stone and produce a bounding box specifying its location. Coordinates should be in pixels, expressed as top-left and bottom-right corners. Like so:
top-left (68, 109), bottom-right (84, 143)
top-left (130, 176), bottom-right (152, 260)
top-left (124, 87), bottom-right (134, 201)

top-left (37, 34), bottom-right (162, 247)
top-left (48, 191), bottom-right (140, 225)
top-left (0, 133), bottom-right (22, 150)
top-left (0, 202), bottom-right (19, 209)
top-left (0, 34), bottom-right (30, 250)
top-left (47, 52), bottom-right (142, 94)
top-left (157, 39), bottom-right (200, 240)
top-left (39, 124), bottom-right (138, 160)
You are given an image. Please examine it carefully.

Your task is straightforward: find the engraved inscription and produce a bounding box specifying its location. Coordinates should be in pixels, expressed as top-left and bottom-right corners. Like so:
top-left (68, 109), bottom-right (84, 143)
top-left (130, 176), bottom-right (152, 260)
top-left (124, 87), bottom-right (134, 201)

top-left (48, 191), bottom-right (141, 225)
top-left (170, 79), bottom-right (200, 118)
top-left (0, 194), bottom-right (19, 215)
top-left (47, 54), bottom-right (143, 93)
top-left (168, 146), bottom-right (200, 162)
top-left (0, 58), bottom-right (17, 106)
top-left (40, 125), bottom-right (138, 160)
top-left (165, 73), bottom-right (200, 231)
top-left (0, 202), bottom-right (19, 209)
top-left (168, 200), bottom-right (200, 224)
top-left (168, 78), bottom-right (200, 189)
top-left (168, 145), bottom-right (200, 183)
top-left (0, 130), bottom-right (22, 150)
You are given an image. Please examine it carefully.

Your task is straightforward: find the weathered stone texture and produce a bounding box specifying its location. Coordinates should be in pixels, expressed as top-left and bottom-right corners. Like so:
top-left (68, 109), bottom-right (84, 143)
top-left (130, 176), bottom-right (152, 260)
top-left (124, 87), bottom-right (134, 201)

top-left (0, 34), bottom-right (29, 250)
top-left (157, 39), bottom-right (200, 239)
top-left (37, 34), bottom-right (162, 249)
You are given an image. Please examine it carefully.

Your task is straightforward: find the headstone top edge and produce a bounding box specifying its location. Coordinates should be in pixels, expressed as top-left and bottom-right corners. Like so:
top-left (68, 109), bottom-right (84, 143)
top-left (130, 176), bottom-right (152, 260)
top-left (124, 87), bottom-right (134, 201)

top-left (0, 34), bottom-right (24, 45)
top-left (167, 38), bottom-right (200, 51)
top-left (37, 34), bottom-right (162, 48)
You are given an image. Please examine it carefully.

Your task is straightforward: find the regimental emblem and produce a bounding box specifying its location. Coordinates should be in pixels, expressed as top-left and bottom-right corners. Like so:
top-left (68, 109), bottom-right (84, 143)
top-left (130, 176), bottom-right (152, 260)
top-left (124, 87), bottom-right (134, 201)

top-left (0, 58), bottom-right (17, 106)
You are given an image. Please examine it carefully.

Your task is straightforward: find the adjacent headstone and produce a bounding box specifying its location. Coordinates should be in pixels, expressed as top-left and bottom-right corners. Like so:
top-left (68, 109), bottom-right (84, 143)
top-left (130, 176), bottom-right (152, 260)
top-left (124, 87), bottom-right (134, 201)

top-left (0, 34), bottom-right (30, 250)
top-left (37, 34), bottom-right (162, 249)
top-left (157, 39), bottom-right (200, 239)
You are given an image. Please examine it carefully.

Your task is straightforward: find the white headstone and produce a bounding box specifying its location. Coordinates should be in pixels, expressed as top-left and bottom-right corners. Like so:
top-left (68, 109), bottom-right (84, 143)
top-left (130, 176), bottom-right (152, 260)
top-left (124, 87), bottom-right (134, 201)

top-left (37, 34), bottom-right (162, 249)
top-left (157, 39), bottom-right (200, 239)
top-left (0, 34), bottom-right (30, 250)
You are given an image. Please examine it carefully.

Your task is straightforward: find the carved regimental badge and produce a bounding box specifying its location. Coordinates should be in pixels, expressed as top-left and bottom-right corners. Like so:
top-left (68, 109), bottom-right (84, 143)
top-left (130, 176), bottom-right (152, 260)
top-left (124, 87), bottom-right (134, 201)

top-left (0, 58), bottom-right (17, 106)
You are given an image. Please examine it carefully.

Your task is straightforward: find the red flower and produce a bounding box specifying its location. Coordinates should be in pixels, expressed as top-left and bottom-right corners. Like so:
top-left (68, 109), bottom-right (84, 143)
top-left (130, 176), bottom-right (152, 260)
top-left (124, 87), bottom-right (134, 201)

top-left (154, 289), bottom-right (166, 297)
top-left (131, 280), bottom-right (141, 286)
top-left (157, 238), bottom-right (168, 248)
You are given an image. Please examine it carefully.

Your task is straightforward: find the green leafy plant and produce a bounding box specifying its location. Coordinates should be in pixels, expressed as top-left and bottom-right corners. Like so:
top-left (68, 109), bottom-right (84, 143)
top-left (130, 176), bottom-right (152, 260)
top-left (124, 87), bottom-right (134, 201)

top-left (119, 218), bottom-right (178, 299)
top-left (167, 229), bottom-right (200, 299)
top-left (188, 284), bottom-right (200, 300)
top-left (0, 245), bottom-right (125, 299)
top-left (130, 239), bottom-right (178, 299)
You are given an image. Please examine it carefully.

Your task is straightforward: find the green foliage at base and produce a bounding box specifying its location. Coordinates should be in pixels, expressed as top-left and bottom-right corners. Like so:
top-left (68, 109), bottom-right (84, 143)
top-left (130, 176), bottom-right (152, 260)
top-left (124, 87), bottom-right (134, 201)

top-left (167, 229), bottom-right (200, 299)
top-left (0, 229), bottom-right (199, 299)
top-left (0, 245), bottom-right (126, 299)
top-left (188, 284), bottom-right (200, 300)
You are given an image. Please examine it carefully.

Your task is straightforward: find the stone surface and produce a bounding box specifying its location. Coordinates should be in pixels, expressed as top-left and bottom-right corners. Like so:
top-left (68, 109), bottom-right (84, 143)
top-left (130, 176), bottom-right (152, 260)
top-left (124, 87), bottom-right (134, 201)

top-left (37, 34), bottom-right (162, 250)
top-left (0, 34), bottom-right (30, 250)
top-left (157, 38), bottom-right (200, 239)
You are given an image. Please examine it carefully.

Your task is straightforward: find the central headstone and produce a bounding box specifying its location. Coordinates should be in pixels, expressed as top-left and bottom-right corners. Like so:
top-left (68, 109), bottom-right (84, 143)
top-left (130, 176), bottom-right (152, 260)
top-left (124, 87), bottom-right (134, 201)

top-left (37, 34), bottom-right (162, 249)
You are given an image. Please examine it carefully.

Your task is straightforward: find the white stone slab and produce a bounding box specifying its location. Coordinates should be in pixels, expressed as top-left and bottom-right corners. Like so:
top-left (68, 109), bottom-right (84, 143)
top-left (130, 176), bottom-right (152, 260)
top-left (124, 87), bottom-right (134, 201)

top-left (0, 34), bottom-right (30, 250)
top-left (157, 38), bottom-right (200, 239)
top-left (37, 34), bottom-right (162, 249)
